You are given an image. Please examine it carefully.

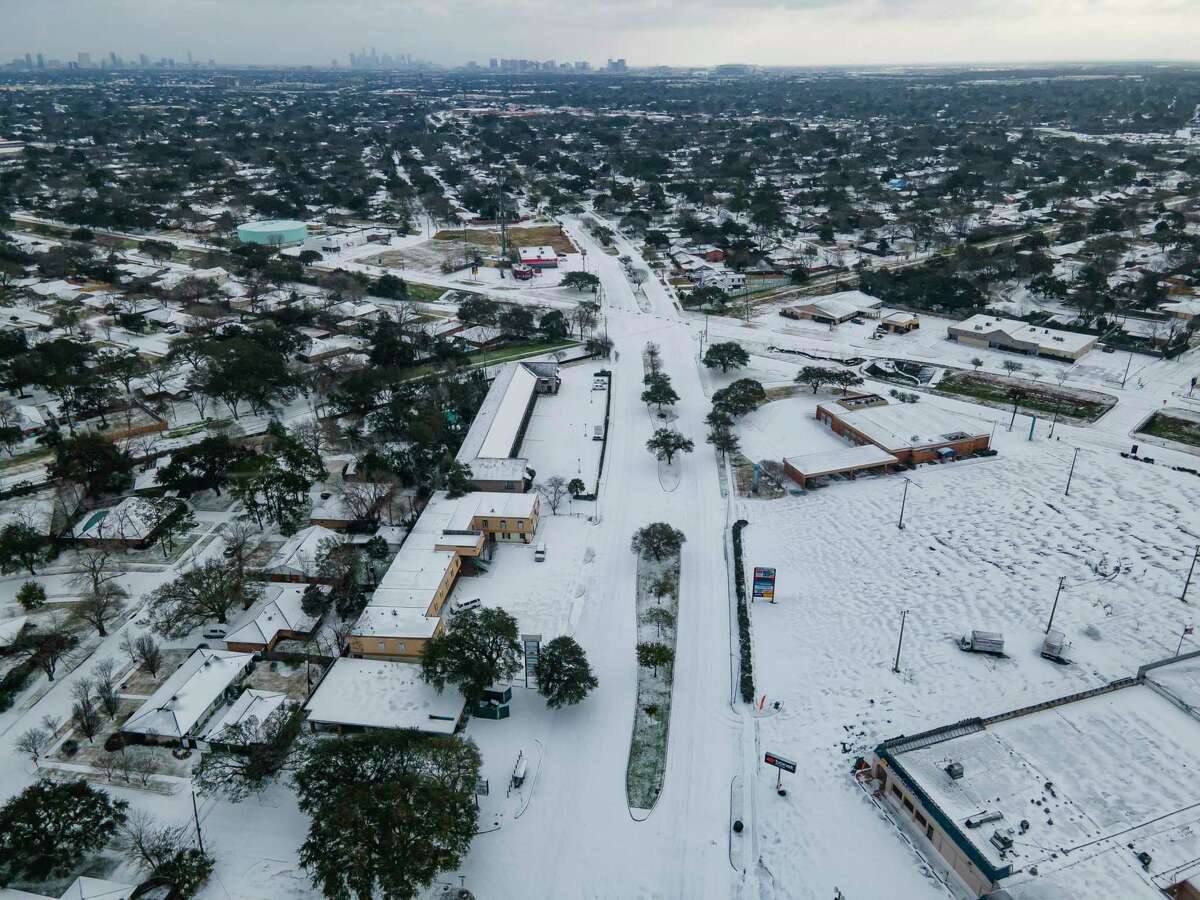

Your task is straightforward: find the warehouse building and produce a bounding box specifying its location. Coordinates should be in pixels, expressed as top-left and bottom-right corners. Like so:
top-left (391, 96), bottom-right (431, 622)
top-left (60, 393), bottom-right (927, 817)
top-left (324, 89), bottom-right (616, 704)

top-left (816, 397), bottom-right (991, 464)
top-left (455, 360), bottom-right (560, 492)
top-left (870, 652), bottom-right (1200, 900)
top-left (947, 315), bottom-right (1097, 362)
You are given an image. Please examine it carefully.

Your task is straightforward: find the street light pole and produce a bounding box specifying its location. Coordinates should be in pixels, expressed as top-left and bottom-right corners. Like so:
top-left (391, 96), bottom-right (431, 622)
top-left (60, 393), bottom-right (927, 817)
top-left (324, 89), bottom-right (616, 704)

top-left (1064, 447), bottom-right (1080, 496)
top-left (1046, 576), bottom-right (1065, 634)
top-left (1182, 545), bottom-right (1199, 603)
top-left (892, 609), bottom-right (909, 674)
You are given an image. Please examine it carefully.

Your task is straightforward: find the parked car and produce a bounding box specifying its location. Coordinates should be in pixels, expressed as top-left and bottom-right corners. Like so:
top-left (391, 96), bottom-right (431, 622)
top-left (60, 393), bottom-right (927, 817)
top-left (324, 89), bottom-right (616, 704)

top-left (202, 626), bottom-right (228, 640)
top-left (534, 542), bottom-right (547, 562)
top-left (450, 597), bottom-right (481, 616)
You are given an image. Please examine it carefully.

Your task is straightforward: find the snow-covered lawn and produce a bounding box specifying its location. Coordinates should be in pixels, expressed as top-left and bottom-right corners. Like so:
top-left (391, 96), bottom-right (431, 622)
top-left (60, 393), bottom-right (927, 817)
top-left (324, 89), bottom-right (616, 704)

top-left (740, 419), bottom-right (1200, 898)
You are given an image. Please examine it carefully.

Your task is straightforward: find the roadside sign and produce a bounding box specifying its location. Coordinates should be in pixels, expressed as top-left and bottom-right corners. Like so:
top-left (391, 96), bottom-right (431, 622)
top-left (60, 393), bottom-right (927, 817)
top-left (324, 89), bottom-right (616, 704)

top-left (752, 567), bottom-right (777, 602)
top-left (763, 752), bottom-right (797, 773)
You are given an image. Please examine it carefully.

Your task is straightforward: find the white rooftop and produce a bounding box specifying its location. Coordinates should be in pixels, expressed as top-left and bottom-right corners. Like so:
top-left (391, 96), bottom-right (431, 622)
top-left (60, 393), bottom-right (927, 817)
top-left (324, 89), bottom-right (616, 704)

top-left (890, 679), bottom-right (1200, 890)
top-left (784, 444), bottom-right (899, 477)
top-left (952, 314), bottom-right (1097, 354)
top-left (122, 649), bottom-right (256, 739)
top-left (202, 689), bottom-right (288, 742)
top-left (264, 524), bottom-right (339, 578)
top-left (828, 401), bottom-right (989, 452)
top-left (304, 657), bottom-right (464, 733)
top-left (351, 605), bottom-right (441, 639)
top-left (224, 584), bottom-right (322, 647)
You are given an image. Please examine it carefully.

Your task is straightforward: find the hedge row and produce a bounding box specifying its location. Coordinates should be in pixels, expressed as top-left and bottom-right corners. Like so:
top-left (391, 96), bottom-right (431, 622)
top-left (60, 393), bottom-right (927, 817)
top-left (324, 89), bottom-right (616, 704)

top-left (731, 519), bottom-right (755, 703)
top-left (0, 660), bottom-right (36, 713)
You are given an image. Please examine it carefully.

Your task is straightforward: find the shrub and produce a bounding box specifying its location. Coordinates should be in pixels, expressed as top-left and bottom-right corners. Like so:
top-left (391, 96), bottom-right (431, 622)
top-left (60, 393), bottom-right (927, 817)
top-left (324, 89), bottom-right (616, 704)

top-left (61, 739), bottom-right (79, 757)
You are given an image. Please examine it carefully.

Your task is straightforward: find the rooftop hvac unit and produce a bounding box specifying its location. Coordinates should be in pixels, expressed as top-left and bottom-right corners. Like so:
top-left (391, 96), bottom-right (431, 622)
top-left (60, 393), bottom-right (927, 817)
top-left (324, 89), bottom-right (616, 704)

top-left (990, 831), bottom-right (1014, 853)
top-left (945, 761), bottom-right (964, 780)
top-left (966, 810), bottom-right (1004, 829)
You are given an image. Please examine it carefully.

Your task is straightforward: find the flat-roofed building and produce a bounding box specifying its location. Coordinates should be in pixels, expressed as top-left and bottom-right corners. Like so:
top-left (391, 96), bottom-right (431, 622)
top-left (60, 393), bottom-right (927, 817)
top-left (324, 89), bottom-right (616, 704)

top-left (817, 399), bottom-right (991, 465)
top-left (783, 444), bottom-right (900, 488)
top-left (870, 653), bottom-right (1200, 900)
top-left (947, 314), bottom-right (1097, 361)
top-left (304, 657), bottom-right (465, 734)
top-left (455, 361), bottom-right (560, 492)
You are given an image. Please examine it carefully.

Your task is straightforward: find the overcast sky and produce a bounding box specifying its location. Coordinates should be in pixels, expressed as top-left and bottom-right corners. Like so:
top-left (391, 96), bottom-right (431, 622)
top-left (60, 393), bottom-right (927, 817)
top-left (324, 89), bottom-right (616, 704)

top-left (4, 0), bottom-right (1200, 68)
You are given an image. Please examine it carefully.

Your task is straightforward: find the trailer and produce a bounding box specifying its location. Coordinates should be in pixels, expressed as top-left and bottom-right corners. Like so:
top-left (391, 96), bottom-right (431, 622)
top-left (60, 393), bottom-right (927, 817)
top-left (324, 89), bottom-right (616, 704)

top-left (959, 630), bottom-right (1006, 656)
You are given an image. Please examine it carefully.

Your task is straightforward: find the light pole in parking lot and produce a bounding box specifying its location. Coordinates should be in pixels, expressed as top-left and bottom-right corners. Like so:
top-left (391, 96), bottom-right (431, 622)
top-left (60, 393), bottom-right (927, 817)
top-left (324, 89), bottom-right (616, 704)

top-left (892, 609), bottom-right (909, 674)
top-left (897, 477), bottom-right (920, 530)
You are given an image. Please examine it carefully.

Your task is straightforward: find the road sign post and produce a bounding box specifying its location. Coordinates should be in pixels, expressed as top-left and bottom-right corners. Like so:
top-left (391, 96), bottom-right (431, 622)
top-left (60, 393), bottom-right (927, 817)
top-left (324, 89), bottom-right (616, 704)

top-left (764, 751), bottom-right (797, 795)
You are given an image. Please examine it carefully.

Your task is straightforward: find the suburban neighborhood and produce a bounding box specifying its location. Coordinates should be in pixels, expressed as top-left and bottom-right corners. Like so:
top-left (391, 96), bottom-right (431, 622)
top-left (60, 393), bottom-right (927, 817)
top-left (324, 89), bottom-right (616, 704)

top-left (3, 26), bottom-right (1200, 900)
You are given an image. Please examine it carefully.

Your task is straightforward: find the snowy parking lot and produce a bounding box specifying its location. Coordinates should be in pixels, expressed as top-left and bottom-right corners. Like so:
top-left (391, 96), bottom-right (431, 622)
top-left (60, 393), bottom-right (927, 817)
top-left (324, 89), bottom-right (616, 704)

top-left (738, 403), bottom-right (1200, 897)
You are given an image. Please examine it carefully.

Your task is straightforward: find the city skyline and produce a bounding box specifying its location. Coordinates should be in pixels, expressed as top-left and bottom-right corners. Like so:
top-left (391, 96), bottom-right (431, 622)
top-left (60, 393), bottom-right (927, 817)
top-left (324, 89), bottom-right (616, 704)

top-left (4, 0), bottom-right (1200, 70)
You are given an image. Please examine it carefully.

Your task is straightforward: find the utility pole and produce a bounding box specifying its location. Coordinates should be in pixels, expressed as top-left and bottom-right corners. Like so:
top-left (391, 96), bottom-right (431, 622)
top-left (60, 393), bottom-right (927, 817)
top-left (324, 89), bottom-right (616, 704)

top-left (1178, 624), bottom-right (1194, 657)
top-left (1121, 352), bottom-right (1133, 389)
top-left (1182, 545), bottom-right (1199, 603)
top-left (892, 609), bottom-right (909, 674)
top-left (191, 790), bottom-right (205, 854)
top-left (1048, 399), bottom-right (1061, 440)
top-left (1046, 576), bottom-right (1065, 634)
top-left (1064, 447), bottom-right (1080, 496)
top-left (897, 477), bottom-right (920, 530)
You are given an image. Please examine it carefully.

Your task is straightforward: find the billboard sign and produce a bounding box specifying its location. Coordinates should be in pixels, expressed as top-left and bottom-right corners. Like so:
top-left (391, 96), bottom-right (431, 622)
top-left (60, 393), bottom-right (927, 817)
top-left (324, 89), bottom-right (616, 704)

top-left (752, 567), bottom-right (777, 602)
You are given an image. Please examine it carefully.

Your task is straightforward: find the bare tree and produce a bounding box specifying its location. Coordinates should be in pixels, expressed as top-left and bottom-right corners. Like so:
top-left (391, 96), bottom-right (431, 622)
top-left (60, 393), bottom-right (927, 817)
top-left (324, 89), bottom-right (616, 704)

top-left (222, 518), bottom-right (261, 602)
top-left (537, 476), bottom-right (569, 514)
top-left (121, 809), bottom-right (193, 873)
top-left (71, 583), bottom-right (127, 637)
top-left (289, 418), bottom-right (328, 461)
top-left (71, 678), bottom-right (102, 743)
top-left (338, 480), bottom-right (394, 527)
top-left (16, 726), bottom-right (52, 766)
top-left (120, 632), bottom-right (164, 678)
top-left (72, 548), bottom-right (123, 597)
top-left (93, 657), bottom-right (122, 719)
top-left (124, 747), bottom-right (159, 787)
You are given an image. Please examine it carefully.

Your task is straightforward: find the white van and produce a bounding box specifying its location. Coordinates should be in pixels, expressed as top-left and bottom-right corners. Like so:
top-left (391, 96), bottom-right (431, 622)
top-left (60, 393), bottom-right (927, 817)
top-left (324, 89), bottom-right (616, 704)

top-left (450, 597), bottom-right (481, 616)
top-left (534, 542), bottom-right (547, 562)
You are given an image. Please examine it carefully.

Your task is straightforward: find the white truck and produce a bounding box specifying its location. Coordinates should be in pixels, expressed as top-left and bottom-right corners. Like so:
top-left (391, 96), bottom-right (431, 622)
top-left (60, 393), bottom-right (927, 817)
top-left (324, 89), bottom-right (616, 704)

top-left (959, 630), bottom-right (1005, 656)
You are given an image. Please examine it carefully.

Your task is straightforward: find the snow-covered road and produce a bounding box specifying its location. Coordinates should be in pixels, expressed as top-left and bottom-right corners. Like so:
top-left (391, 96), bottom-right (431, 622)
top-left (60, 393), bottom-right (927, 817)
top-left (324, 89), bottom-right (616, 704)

top-left (456, 220), bottom-right (746, 898)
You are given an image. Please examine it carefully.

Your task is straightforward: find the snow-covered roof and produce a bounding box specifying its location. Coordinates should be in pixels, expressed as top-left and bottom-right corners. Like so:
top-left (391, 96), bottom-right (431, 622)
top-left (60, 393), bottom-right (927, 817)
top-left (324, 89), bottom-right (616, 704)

top-left (784, 444), bottom-right (899, 478)
top-left (202, 689), bottom-right (288, 742)
top-left (480, 363), bottom-right (539, 458)
top-left (950, 314), bottom-right (1097, 355)
top-left (224, 584), bottom-right (322, 648)
top-left (122, 649), bottom-right (255, 739)
top-left (351, 605), bottom-right (441, 639)
top-left (454, 360), bottom-right (551, 481)
top-left (264, 525), bottom-right (339, 578)
top-left (304, 657), bottom-right (464, 733)
top-left (883, 676), bottom-right (1200, 897)
top-left (518, 245), bottom-right (557, 262)
top-left (824, 401), bottom-right (989, 452)
top-left (0, 615), bottom-right (28, 646)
